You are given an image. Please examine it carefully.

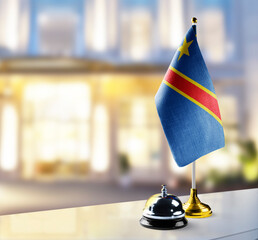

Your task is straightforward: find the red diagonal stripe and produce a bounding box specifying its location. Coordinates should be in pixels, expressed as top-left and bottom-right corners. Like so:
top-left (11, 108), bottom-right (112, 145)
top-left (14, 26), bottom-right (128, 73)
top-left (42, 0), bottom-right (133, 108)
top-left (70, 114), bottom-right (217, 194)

top-left (164, 68), bottom-right (221, 120)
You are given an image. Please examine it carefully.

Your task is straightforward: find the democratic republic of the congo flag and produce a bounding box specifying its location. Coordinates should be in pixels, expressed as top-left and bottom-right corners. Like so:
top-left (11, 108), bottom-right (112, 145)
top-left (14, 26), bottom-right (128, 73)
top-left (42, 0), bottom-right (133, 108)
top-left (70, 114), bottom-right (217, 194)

top-left (155, 25), bottom-right (225, 167)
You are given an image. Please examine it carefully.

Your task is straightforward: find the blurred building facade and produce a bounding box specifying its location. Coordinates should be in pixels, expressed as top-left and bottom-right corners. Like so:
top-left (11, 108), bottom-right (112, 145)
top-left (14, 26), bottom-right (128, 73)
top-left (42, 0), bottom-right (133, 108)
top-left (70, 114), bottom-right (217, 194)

top-left (0, 0), bottom-right (257, 187)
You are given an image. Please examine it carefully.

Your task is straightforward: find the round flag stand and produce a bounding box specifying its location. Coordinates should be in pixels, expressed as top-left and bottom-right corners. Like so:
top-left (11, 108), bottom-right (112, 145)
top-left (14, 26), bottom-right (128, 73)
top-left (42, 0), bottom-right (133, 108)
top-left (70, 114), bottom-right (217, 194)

top-left (183, 161), bottom-right (212, 218)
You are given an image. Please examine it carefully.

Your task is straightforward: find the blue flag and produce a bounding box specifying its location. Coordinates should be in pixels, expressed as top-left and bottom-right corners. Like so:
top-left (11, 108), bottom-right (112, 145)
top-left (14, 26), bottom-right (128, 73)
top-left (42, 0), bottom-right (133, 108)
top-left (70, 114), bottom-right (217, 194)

top-left (155, 25), bottom-right (225, 167)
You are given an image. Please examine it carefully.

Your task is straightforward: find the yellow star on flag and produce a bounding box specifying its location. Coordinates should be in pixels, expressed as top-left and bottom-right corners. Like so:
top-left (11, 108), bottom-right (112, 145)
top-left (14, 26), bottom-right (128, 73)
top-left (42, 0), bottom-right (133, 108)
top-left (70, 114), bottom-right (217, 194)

top-left (177, 37), bottom-right (193, 61)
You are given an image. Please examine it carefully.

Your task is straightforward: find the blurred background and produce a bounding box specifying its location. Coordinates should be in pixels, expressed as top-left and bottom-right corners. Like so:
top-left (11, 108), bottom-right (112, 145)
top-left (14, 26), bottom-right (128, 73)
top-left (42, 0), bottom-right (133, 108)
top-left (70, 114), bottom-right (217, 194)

top-left (0, 0), bottom-right (257, 216)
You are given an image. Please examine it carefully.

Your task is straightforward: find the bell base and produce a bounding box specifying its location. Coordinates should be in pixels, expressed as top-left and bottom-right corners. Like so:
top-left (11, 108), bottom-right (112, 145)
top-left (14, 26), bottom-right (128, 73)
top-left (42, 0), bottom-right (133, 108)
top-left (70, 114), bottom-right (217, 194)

top-left (183, 188), bottom-right (212, 218)
top-left (140, 216), bottom-right (188, 230)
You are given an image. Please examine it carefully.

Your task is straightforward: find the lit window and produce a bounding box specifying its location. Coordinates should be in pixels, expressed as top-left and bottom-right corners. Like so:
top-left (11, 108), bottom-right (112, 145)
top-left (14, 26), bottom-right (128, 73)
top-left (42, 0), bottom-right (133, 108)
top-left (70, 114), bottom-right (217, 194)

top-left (0, 104), bottom-right (18, 171)
top-left (91, 104), bottom-right (110, 172)
top-left (22, 82), bottom-right (91, 178)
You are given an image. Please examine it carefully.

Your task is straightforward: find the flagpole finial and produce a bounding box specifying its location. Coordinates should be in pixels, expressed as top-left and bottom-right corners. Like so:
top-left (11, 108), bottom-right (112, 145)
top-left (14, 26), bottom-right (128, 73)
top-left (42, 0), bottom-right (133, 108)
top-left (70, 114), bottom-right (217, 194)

top-left (191, 17), bottom-right (197, 24)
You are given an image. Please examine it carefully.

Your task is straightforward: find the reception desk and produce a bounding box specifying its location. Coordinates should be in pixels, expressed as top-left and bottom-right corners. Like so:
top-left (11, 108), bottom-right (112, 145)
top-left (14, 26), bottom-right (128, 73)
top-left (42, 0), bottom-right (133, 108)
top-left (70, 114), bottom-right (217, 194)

top-left (0, 188), bottom-right (257, 239)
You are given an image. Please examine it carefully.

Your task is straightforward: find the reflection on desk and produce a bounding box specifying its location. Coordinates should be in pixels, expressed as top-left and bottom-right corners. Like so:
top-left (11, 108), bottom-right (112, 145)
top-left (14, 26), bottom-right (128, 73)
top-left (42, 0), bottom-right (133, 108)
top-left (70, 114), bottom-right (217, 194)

top-left (0, 188), bottom-right (257, 240)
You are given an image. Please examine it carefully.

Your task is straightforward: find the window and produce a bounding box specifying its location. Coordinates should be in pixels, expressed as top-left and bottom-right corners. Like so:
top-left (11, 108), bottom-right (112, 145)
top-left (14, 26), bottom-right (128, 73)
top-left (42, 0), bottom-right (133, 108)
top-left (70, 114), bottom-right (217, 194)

top-left (22, 81), bottom-right (91, 178)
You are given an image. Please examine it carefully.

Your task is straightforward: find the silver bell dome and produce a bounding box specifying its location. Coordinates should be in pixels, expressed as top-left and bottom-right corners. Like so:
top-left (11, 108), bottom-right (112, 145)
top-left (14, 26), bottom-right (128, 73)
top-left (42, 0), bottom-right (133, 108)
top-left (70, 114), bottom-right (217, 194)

top-left (140, 185), bottom-right (188, 229)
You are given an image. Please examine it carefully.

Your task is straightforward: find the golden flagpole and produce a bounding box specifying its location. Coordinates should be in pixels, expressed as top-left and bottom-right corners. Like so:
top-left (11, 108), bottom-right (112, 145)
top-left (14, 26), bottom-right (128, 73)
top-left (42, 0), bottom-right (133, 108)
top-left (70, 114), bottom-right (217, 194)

top-left (183, 17), bottom-right (212, 218)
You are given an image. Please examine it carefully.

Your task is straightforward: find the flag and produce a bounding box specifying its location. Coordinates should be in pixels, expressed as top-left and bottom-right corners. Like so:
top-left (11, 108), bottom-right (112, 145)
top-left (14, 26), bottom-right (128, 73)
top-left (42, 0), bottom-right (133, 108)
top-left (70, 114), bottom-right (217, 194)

top-left (155, 25), bottom-right (225, 167)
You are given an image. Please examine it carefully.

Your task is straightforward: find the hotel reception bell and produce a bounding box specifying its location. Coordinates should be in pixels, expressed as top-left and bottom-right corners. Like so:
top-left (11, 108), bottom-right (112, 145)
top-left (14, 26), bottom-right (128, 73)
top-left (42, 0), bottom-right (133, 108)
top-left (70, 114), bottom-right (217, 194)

top-left (140, 185), bottom-right (188, 230)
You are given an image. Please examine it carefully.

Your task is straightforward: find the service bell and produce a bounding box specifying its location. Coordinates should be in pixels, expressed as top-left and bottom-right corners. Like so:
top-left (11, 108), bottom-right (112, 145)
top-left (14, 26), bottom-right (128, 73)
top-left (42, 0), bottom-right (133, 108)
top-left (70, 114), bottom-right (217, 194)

top-left (140, 185), bottom-right (188, 230)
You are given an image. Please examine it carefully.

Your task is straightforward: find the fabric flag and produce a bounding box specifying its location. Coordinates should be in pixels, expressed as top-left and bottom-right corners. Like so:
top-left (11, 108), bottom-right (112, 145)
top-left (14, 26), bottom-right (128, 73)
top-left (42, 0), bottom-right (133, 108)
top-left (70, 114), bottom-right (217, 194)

top-left (155, 25), bottom-right (225, 167)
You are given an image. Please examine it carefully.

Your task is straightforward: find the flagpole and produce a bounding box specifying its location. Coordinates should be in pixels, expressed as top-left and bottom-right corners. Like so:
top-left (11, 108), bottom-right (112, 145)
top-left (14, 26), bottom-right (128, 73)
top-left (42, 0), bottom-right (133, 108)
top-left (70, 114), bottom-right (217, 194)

top-left (192, 161), bottom-right (196, 189)
top-left (191, 17), bottom-right (197, 190)
top-left (183, 17), bottom-right (212, 218)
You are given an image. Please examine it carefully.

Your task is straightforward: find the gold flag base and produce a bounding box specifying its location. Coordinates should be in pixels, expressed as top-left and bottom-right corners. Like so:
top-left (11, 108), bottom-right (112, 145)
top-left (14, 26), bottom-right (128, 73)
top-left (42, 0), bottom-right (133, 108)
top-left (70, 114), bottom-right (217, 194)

top-left (183, 188), bottom-right (212, 218)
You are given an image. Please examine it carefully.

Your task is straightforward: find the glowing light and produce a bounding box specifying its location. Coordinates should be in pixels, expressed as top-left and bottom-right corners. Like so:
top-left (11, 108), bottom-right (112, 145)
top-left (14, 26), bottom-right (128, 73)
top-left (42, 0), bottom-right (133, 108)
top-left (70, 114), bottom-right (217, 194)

top-left (127, 137), bottom-right (145, 153)
top-left (92, 0), bottom-right (107, 51)
top-left (4, 0), bottom-right (19, 50)
top-left (0, 104), bottom-right (18, 171)
top-left (169, 0), bottom-right (184, 48)
top-left (92, 105), bottom-right (109, 172)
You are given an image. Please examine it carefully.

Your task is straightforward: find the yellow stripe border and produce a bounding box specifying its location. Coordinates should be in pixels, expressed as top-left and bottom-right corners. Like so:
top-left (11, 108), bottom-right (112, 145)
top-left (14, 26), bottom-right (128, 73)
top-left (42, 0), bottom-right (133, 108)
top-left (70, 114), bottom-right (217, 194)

top-left (163, 80), bottom-right (222, 126)
top-left (169, 66), bottom-right (217, 99)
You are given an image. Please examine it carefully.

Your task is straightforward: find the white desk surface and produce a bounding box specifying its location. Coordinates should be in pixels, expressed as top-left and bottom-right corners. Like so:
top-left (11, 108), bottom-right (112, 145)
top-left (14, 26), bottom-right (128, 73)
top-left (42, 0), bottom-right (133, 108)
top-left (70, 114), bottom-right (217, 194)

top-left (0, 188), bottom-right (257, 240)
